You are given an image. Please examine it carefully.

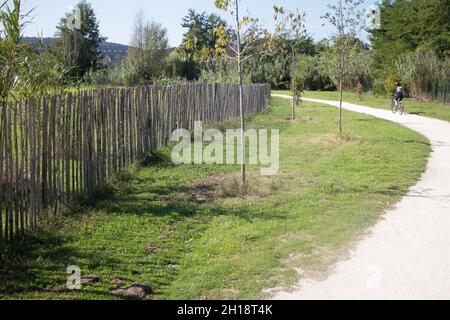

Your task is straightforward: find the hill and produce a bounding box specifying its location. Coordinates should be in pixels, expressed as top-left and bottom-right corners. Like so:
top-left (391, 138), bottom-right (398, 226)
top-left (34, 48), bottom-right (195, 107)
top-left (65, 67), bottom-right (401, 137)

top-left (22, 37), bottom-right (129, 64)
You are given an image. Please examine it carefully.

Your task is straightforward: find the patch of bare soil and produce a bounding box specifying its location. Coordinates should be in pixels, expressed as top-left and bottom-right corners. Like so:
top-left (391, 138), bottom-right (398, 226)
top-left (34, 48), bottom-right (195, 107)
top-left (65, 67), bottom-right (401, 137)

top-left (188, 171), bottom-right (291, 203)
top-left (305, 133), bottom-right (365, 145)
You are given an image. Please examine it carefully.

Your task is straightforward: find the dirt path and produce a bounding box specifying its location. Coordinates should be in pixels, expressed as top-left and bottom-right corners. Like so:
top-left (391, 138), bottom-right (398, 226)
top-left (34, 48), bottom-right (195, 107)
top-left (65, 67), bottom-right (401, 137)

top-left (272, 94), bottom-right (450, 300)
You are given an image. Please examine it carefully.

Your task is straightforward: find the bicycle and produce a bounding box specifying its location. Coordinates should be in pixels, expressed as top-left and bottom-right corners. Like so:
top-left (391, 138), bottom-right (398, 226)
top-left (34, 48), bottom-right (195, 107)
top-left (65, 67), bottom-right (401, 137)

top-left (391, 96), bottom-right (405, 115)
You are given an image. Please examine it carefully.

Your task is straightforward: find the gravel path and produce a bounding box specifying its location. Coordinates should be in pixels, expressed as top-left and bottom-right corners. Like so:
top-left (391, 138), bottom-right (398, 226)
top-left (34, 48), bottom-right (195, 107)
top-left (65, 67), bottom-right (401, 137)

top-left (272, 95), bottom-right (450, 300)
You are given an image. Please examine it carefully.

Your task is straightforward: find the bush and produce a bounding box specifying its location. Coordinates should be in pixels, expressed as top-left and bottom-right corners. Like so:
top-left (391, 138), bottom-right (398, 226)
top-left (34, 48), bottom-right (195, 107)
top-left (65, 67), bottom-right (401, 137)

top-left (395, 49), bottom-right (442, 100)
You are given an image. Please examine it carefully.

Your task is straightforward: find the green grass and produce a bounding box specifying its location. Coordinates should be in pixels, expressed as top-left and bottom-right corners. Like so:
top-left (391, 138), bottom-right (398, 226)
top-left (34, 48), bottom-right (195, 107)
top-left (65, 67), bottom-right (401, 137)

top-left (274, 90), bottom-right (450, 123)
top-left (0, 96), bottom-right (430, 300)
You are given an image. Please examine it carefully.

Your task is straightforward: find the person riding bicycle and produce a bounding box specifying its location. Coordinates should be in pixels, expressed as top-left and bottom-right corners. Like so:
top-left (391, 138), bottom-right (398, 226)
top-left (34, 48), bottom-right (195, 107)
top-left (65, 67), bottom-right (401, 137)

top-left (392, 81), bottom-right (404, 105)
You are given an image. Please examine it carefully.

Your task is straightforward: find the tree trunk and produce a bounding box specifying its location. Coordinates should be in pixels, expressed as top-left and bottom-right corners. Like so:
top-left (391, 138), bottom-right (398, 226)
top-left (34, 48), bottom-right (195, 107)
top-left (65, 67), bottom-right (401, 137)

top-left (238, 66), bottom-right (246, 190)
top-left (292, 76), bottom-right (296, 120)
top-left (291, 51), bottom-right (296, 121)
top-left (0, 101), bottom-right (4, 241)
top-left (443, 83), bottom-right (447, 106)
top-left (235, 0), bottom-right (246, 191)
top-left (339, 47), bottom-right (345, 135)
top-left (337, 0), bottom-right (346, 135)
top-left (339, 78), bottom-right (343, 134)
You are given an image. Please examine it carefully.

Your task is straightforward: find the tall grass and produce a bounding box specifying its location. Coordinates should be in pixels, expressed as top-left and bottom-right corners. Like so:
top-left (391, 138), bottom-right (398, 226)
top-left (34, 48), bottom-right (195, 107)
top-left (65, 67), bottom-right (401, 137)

top-left (0, 0), bottom-right (29, 101)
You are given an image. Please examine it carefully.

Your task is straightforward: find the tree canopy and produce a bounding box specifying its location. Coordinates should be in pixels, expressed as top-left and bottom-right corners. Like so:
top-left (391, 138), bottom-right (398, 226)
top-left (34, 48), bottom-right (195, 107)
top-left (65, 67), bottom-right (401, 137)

top-left (55, 0), bottom-right (106, 81)
top-left (129, 11), bottom-right (169, 83)
top-left (179, 9), bottom-right (226, 66)
top-left (370, 0), bottom-right (450, 77)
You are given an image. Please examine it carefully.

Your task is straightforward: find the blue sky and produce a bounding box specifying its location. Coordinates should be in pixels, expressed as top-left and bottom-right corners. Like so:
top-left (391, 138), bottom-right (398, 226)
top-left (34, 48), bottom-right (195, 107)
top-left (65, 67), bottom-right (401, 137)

top-left (23, 0), bottom-right (377, 46)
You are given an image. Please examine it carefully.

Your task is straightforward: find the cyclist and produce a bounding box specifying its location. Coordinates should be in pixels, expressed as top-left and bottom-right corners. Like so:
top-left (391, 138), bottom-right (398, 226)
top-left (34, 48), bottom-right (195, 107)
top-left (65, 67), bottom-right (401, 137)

top-left (392, 81), bottom-right (404, 107)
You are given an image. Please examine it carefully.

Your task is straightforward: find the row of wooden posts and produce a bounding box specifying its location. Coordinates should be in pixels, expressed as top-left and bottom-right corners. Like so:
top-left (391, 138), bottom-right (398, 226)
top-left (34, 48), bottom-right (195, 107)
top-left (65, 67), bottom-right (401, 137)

top-left (0, 83), bottom-right (271, 241)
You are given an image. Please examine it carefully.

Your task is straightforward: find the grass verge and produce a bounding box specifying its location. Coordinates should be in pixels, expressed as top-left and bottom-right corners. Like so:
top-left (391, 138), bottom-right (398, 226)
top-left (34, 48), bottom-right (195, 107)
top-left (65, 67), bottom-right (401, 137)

top-left (274, 90), bottom-right (450, 123)
top-left (0, 96), bottom-right (430, 300)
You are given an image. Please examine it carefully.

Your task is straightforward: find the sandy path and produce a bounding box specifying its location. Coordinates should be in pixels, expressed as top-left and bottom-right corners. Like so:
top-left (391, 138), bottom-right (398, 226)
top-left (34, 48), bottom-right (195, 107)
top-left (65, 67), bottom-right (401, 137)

top-left (271, 94), bottom-right (450, 300)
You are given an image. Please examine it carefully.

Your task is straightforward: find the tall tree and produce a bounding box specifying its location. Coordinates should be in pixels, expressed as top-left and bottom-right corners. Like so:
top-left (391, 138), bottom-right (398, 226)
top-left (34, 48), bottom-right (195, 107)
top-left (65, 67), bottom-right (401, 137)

top-left (179, 9), bottom-right (226, 70)
top-left (55, 0), bottom-right (106, 81)
top-left (129, 11), bottom-right (169, 83)
top-left (323, 0), bottom-right (367, 134)
top-left (370, 0), bottom-right (450, 83)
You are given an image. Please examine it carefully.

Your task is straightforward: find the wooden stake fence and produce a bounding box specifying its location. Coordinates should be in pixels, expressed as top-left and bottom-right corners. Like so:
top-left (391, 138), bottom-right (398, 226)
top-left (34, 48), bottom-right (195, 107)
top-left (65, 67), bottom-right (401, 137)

top-left (0, 83), bottom-right (270, 241)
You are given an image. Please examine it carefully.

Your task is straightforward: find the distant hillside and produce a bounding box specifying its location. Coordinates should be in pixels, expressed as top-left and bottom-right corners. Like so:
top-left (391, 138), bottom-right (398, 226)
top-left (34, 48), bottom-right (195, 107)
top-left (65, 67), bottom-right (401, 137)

top-left (22, 37), bottom-right (129, 64)
top-left (99, 42), bottom-right (129, 64)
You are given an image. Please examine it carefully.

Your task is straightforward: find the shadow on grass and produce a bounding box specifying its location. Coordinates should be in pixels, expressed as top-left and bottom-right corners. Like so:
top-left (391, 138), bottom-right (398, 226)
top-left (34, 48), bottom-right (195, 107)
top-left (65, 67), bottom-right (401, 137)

top-left (0, 230), bottom-right (115, 297)
top-left (99, 173), bottom-right (290, 222)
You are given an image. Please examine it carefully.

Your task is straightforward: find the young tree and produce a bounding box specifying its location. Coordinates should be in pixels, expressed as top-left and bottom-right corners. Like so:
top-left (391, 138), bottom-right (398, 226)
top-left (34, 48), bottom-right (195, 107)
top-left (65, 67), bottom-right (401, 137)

top-left (129, 11), bottom-right (169, 83)
top-left (317, 38), bottom-right (371, 101)
top-left (273, 6), bottom-right (307, 120)
top-left (55, 0), bottom-right (106, 81)
top-left (214, 0), bottom-right (270, 190)
top-left (322, 0), bottom-right (367, 134)
top-left (352, 50), bottom-right (371, 101)
top-left (293, 54), bottom-right (315, 97)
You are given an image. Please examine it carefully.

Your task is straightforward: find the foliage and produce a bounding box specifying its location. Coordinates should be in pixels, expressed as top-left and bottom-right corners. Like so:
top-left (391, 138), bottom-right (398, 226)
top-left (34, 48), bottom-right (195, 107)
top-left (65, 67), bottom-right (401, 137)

top-left (245, 37), bottom-right (332, 90)
top-left (83, 66), bottom-right (111, 86)
top-left (370, 0), bottom-right (450, 95)
top-left (109, 54), bottom-right (140, 87)
top-left (15, 42), bottom-right (69, 98)
top-left (292, 54), bottom-right (314, 96)
top-left (321, 0), bottom-right (368, 81)
top-left (273, 5), bottom-right (308, 117)
top-left (213, 1), bottom-right (271, 64)
top-left (0, 0), bottom-right (27, 101)
top-left (199, 58), bottom-right (239, 83)
top-left (55, 0), bottom-right (106, 81)
top-left (0, 0), bottom-right (67, 100)
top-left (317, 38), bottom-right (371, 95)
top-left (152, 76), bottom-right (187, 86)
top-left (322, 0), bottom-right (368, 132)
top-left (165, 50), bottom-right (200, 81)
top-left (129, 12), bottom-right (169, 83)
top-left (244, 53), bottom-right (290, 87)
top-left (4, 0), bottom-right (446, 102)
top-left (395, 49), bottom-right (445, 100)
top-left (179, 9), bottom-right (226, 70)
top-left (371, 0), bottom-right (450, 69)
